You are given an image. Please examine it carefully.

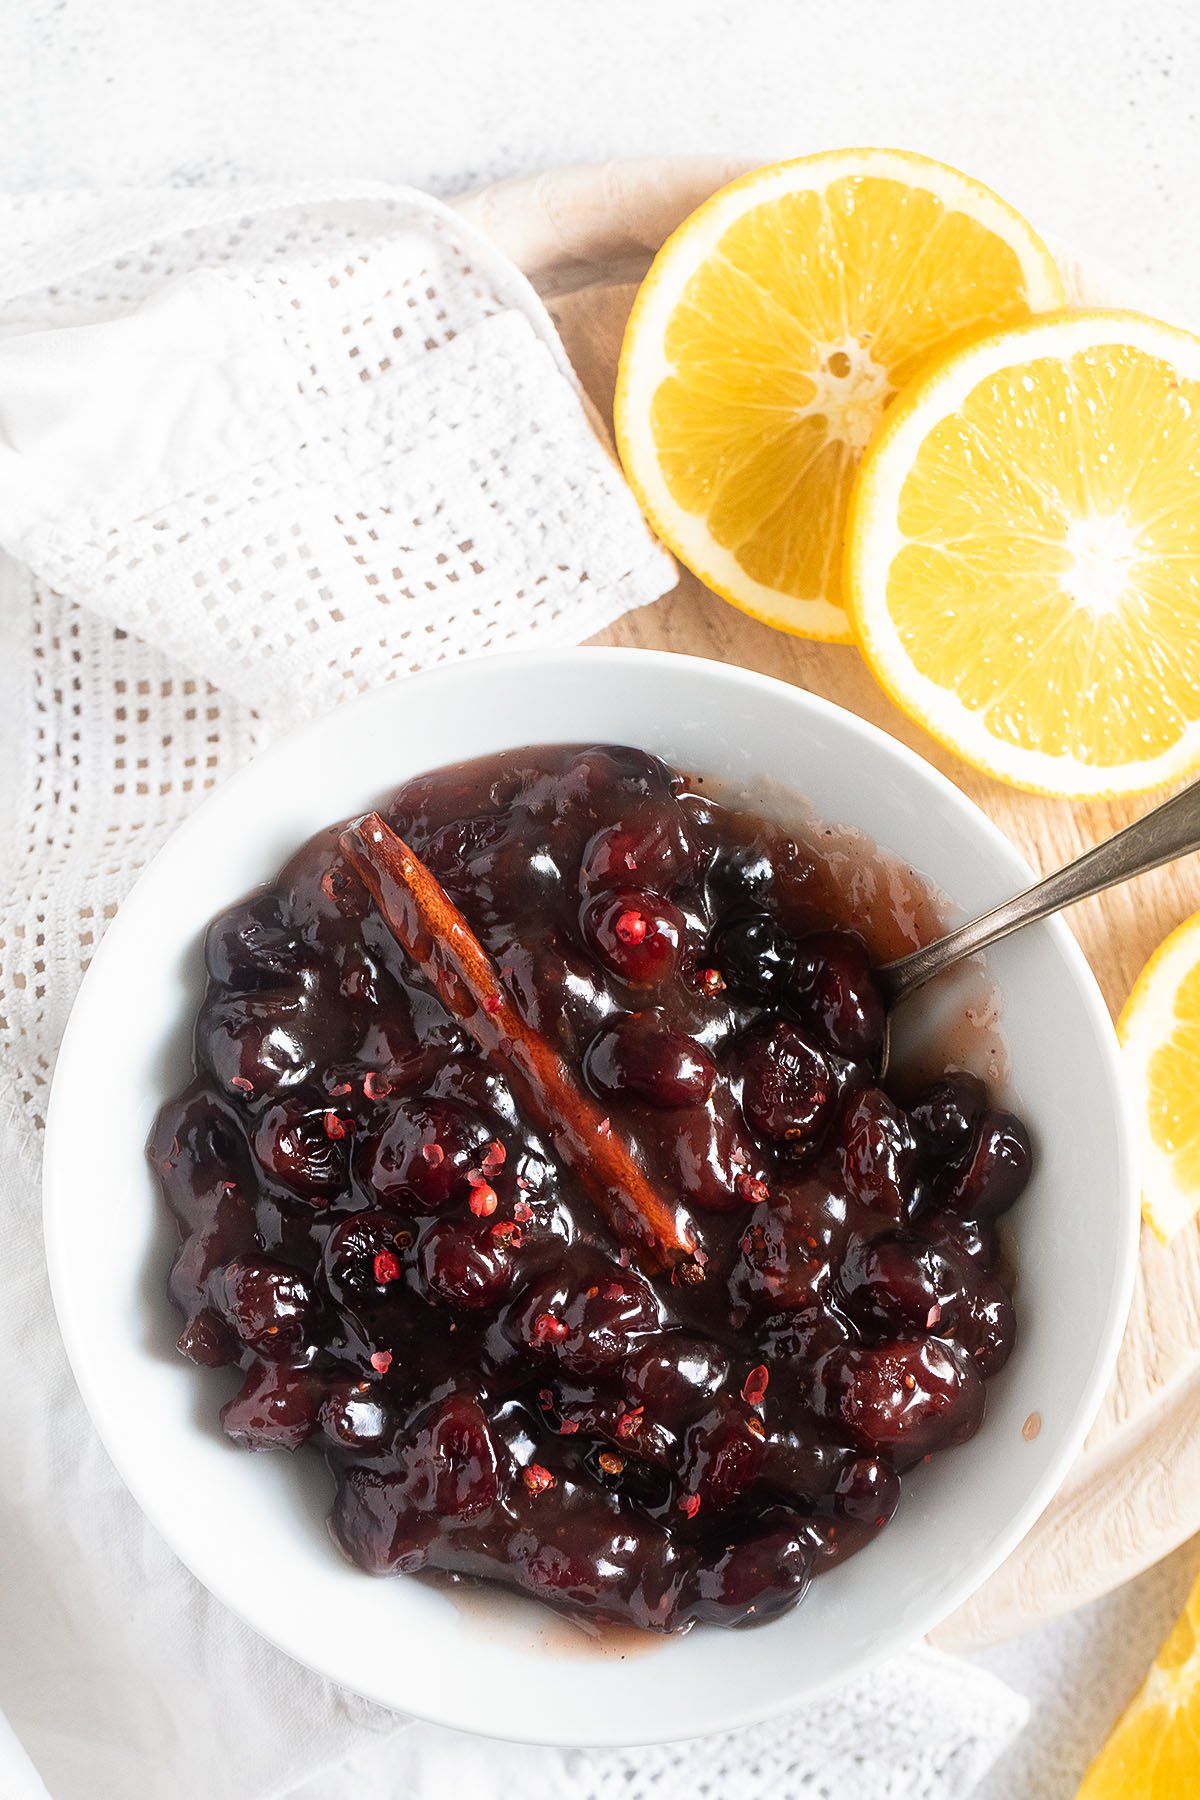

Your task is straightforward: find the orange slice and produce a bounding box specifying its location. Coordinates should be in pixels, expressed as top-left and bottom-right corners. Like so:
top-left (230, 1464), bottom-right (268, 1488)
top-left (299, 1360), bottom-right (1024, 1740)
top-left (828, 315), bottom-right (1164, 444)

top-left (1076, 1557), bottom-right (1200, 1797)
top-left (614, 148), bottom-right (1064, 641)
top-left (1119, 909), bottom-right (1200, 1241)
top-left (847, 309), bottom-right (1200, 797)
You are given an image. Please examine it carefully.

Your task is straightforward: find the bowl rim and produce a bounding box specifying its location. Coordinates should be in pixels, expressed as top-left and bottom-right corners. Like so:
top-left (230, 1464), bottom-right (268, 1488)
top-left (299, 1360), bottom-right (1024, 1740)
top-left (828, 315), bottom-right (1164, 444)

top-left (42, 645), bottom-right (1140, 1744)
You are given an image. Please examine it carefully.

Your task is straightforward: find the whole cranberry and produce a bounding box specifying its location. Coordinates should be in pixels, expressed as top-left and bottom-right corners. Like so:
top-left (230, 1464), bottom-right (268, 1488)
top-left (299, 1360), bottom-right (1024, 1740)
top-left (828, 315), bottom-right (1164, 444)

top-left (679, 1401), bottom-right (765, 1511)
top-left (836, 1087), bottom-right (919, 1218)
top-left (786, 930), bottom-right (885, 1062)
top-left (909, 1073), bottom-right (987, 1160)
top-left (197, 991), bottom-right (310, 1097)
top-left (711, 911), bottom-right (795, 998)
top-left (419, 1219), bottom-right (513, 1311)
top-left (693, 1524), bottom-right (817, 1625)
top-left (322, 1211), bottom-right (410, 1308)
top-left (357, 1097), bottom-right (495, 1212)
top-left (838, 1233), bottom-right (963, 1336)
top-left (913, 1210), bottom-right (999, 1274)
top-left (662, 1095), bottom-right (766, 1212)
top-left (738, 1019), bottom-right (832, 1147)
top-left (204, 894), bottom-right (303, 989)
top-left (579, 806), bottom-right (698, 895)
top-left (623, 1335), bottom-right (729, 1427)
top-left (949, 1277), bottom-right (1017, 1376)
top-left (254, 1098), bottom-right (349, 1200)
top-left (941, 1111), bottom-right (1033, 1218)
top-left (583, 1013), bottom-right (715, 1109)
top-left (217, 1256), bottom-right (312, 1355)
top-left (220, 1360), bottom-right (319, 1452)
top-left (758, 1427), bottom-right (845, 1505)
top-left (511, 1258), bottom-right (661, 1378)
top-left (403, 1394), bottom-right (500, 1523)
top-left (731, 1169), bottom-right (849, 1312)
top-left (833, 1454), bottom-right (901, 1529)
top-left (581, 889), bottom-right (685, 987)
top-left (812, 1337), bottom-right (985, 1458)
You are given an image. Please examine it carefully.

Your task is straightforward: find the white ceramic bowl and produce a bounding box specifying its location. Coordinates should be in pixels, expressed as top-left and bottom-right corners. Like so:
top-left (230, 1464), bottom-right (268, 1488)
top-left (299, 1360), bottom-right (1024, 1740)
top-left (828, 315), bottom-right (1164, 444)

top-left (44, 647), bottom-right (1138, 1745)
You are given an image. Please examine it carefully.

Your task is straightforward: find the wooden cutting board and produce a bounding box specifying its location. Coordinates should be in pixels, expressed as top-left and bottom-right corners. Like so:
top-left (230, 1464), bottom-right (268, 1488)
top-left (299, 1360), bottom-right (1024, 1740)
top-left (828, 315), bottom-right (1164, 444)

top-left (454, 157), bottom-right (1200, 1650)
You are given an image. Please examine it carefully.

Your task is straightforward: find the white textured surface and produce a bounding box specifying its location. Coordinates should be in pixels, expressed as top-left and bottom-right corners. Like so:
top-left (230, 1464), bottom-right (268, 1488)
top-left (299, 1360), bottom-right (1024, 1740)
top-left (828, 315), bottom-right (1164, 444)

top-left (3, 3), bottom-right (1199, 1794)
top-left (5, 2), bottom-right (1200, 321)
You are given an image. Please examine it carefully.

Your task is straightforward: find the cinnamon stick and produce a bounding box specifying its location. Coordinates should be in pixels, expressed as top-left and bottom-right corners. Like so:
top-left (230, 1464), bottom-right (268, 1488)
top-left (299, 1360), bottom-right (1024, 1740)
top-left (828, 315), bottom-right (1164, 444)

top-left (340, 813), bottom-right (697, 1275)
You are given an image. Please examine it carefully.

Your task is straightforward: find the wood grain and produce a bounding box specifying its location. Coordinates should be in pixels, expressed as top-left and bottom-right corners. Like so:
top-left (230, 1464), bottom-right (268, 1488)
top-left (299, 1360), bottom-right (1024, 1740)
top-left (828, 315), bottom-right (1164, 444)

top-left (454, 158), bottom-right (1200, 1647)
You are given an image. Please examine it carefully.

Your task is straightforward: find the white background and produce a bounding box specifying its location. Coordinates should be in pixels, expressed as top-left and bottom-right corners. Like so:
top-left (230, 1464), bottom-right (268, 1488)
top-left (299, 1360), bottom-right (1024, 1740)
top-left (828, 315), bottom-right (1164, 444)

top-left (5, 1), bottom-right (1200, 1794)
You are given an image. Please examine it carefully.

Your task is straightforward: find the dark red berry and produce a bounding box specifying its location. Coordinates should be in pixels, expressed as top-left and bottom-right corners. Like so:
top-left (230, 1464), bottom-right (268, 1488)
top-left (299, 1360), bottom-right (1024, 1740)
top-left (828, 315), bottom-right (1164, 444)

top-left (582, 889), bottom-right (684, 986)
top-left (836, 1087), bottom-right (919, 1217)
top-left (787, 930), bottom-right (885, 1061)
top-left (583, 1012), bottom-right (715, 1109)
top-left (941, 1111), bottom-right (1032, 1218)
top-left (419, 1219), bottom-right (513, 1311)
top-left (813, 1337), bottom-right (985, 1458)
top-left (358, 1098), bottom-right (494, 1212)
top-left (323, 1212), bottom-right (410, 1308)
top-left (712, 909), bottom-right (796, 997)
top-left (254, 1098), bottom-right (349, 1200)
top-left (738, 1019), bottom-right (832, 1146)
top-left (218, 1257), bottom-right (311, 1355)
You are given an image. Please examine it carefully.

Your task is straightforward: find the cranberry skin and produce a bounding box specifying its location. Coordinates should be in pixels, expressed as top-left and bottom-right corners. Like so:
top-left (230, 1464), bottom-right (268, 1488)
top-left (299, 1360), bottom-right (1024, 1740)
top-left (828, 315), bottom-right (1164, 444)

top-left (910, 1074), bottom-right (987, 1161)
top-left (623, 1335), bottom-right (729, 1427)
top-left (942, 1112), bottom-right (1032, 1219)
top-left (197, 992), bottom-right (310, 1095)
top-left (949, 1277), bottom-right (1017, 1377)
top-left (914, 1210), bottom-right (999, 1274)
top-left (254, 1099), bottom-right (348, 1199)
top-left (419, 1219), bottom-right (512, 1311)
top-left (732, 1171), bottom-right (849, 1311)
top-left (787, 930), bottom-right (885, 1062)
top-left (693, 1524), bottom-right (816, 1625)
top-left (331, 1468), bottom-right (432, 1576)
top-left (217, 1257), bottom-right (312, 1355)
top-left (403, 1394), bottom-right (500, 1523)
top-left (582, 889), bottom-right (684, 987)
top-left (833, 1454), bottom-right (901, 1529)
top-left (758, 1305), bottom-right (853, 1368)
top-left (838, 1233), bottom-right (962, 1336)
top-left (583, 1013), bottom-right (715, 1109)
top-left (759, 1427), bottom-right (845, 1505)
top-left (837, 1087), bottom-right (919, 1218)
top-left (513, 1260), bottom-right (661, 1378)
top-left (322, 1211), bottom-right (409, 1309)
top-left (712, 911), bottom-right (795, 998)
top-left (668, 1094), bottom-right (765, 1212)
top-left (813, 1338), bottom-right (986, 1457)
top-left (579, 808), bottom-right (698, 895)
top-left (358, 1098), bottom-right (494, 1212)
top-left (177, 1309), bottom-right (238, 1367)
top-left (680, 1402), bottom-right (765, 1510)
top-left (221, 1360), bottom-right (318, 1452)
top-left (205, 894), bottom-right (302, 989)
top-left (738, 1019), bottom-right (832, 1146)
top-left (319, 1380), bottom-right (395, 1451)
top-left (513, 1502), bottom-right (693, 1633)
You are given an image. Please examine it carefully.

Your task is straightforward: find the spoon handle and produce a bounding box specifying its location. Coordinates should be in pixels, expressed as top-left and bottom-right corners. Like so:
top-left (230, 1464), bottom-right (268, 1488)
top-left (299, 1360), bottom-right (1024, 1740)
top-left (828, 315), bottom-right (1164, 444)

top-left (878, 774), bottom-right (1200, 1006)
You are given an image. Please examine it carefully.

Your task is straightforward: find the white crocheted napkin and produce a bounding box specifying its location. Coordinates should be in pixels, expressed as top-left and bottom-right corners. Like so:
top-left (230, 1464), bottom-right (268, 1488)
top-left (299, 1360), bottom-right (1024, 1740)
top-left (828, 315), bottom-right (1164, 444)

top-left (0, 185), bottom-right (1026, 1800)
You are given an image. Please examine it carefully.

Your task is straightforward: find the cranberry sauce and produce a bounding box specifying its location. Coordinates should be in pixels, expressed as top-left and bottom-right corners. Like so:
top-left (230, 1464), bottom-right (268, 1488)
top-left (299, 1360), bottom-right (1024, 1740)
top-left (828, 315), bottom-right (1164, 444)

top-left (149, 744), bottom-right (1031, 1633)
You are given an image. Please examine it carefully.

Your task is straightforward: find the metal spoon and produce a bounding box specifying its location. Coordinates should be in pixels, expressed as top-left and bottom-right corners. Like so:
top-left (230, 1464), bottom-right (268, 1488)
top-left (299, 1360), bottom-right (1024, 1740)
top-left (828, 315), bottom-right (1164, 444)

top-left (876, 773), bottom-right (1200, 1076)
